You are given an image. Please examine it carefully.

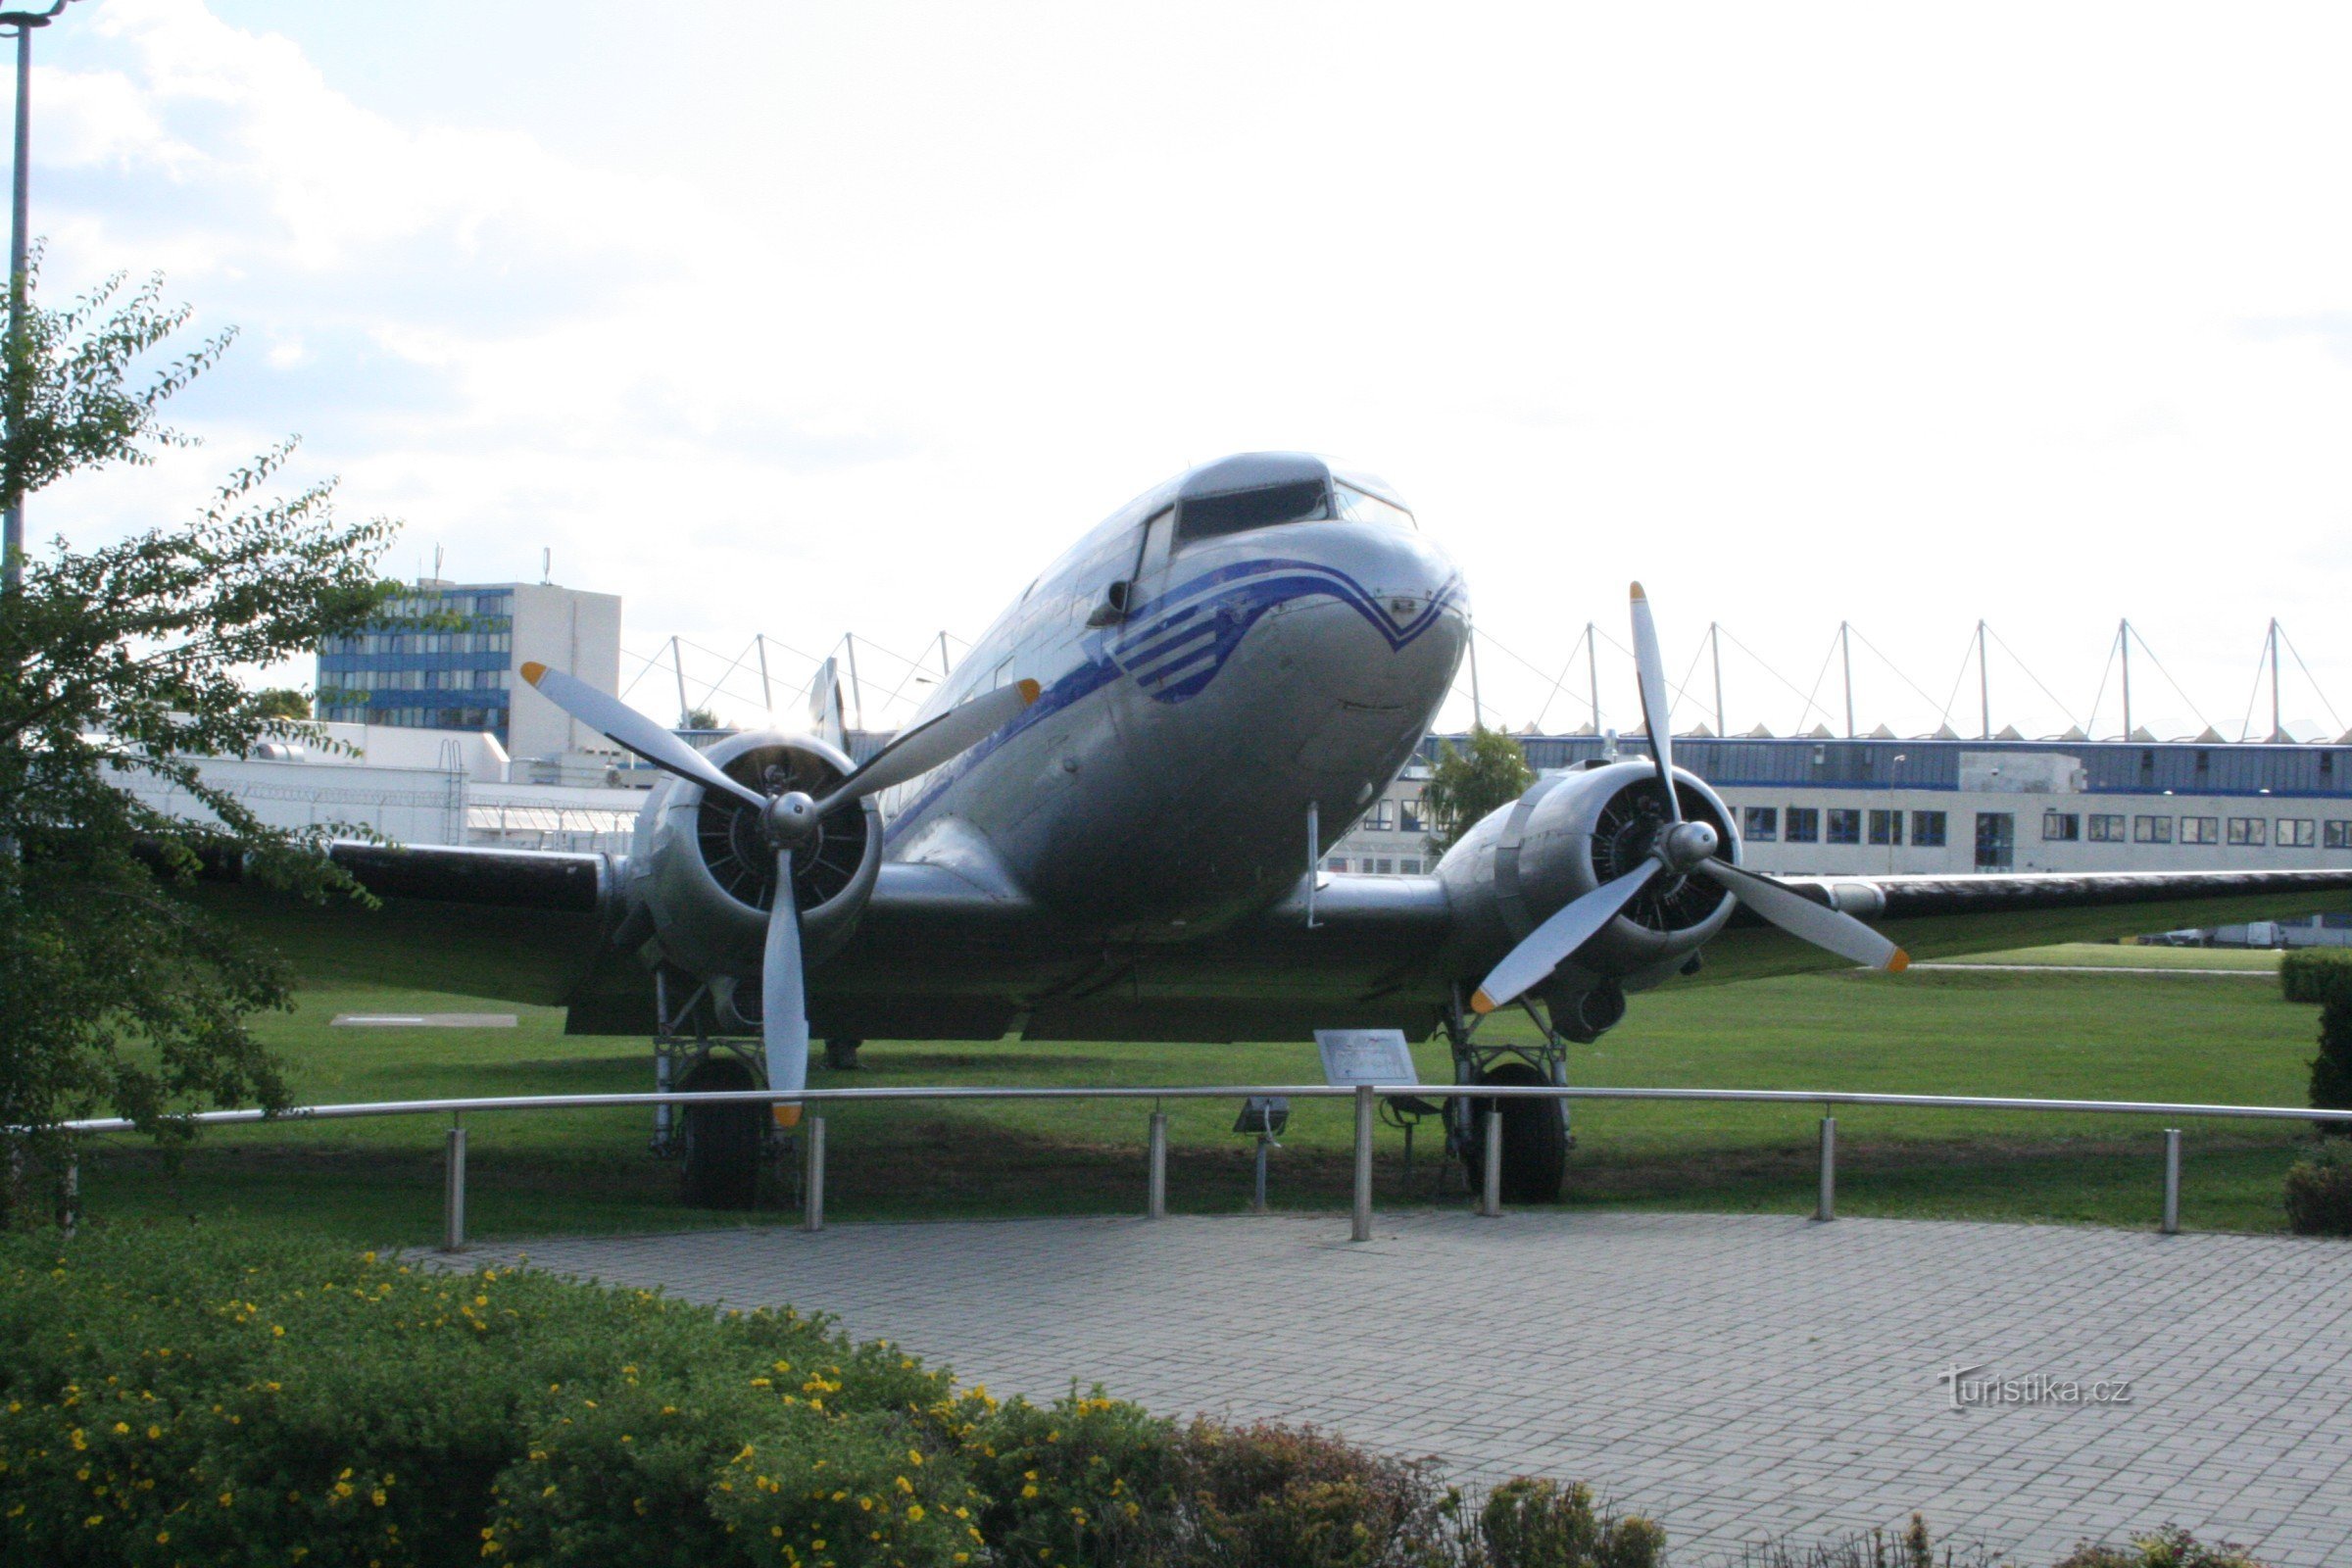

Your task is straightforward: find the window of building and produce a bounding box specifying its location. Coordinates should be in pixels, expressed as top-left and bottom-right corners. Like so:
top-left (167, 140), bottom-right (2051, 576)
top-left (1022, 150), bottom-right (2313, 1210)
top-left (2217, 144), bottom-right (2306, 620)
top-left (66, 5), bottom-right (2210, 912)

top-left (1368, 801), bottom-right (1396, 831)
top-left (1867, 808), bottom-right (1902, 846)
top-left (1911, 810), bottom-right (1947, 848)
top-left (1975, 811), bottom-right (2015, 869)
top-left (1399, 858), bottom-right (1423, 874)
top-left (1826, 808), bottom-right (1861, 845)
top-left (2181, 816), bottom-right (2220, 845)
top-left (1372, 858), bottom-right (1394, 874)
top-left (1786, 808), bottom-right (1820, 843)
top-left (2226, 817), bottom-right (2267, 848)
top-left (1743, 806), bottom-right (1779, 841)
top-left (2133, 814), bottom-right (2174, 844)
top-left (2087, 813), bottom-right (2126, 843)
top-left (2278, 818), bottom-right (2316, 849)
top-left (2327, 821), bottom-right (2351, 850)
top-left (1398, 800), bottom-right (1425, 833)
top-left (1325, 858), bottom-right (1348, 872)
top-left (2042, 811), bottom-right (2081, 842)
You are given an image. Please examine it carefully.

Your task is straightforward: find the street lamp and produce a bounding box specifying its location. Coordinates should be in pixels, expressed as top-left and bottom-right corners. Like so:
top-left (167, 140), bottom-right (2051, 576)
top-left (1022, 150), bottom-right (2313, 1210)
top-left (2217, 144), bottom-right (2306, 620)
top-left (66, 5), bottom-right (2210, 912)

top-left (0, 0), bottom-right (76, 601)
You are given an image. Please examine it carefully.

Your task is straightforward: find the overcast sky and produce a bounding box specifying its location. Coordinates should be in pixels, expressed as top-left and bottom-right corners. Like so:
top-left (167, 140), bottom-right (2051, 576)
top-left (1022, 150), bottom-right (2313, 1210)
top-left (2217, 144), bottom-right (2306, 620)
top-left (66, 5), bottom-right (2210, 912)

top-left (29, 1), bottom-right (2352, 741)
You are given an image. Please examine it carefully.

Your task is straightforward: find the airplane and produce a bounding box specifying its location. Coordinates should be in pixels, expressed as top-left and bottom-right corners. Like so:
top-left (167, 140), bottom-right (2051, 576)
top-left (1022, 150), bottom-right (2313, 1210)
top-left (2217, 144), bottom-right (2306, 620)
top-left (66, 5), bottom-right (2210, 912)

top-left (211, 450), bottom-right (2352, 1205)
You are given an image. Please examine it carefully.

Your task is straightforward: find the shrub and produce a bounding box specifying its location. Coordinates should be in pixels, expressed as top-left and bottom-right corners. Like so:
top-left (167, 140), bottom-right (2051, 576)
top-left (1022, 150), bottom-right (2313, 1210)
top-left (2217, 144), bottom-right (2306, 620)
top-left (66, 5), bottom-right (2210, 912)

top-left (1473, 1478), bottom-right (1665, 1568)
top-left (962, 1386), bottom-right (1183, 1565)
top-left (2278, 949), bottom-right (2352, 1005)
top-left (2283, 1139), bottom-right (2352, 1237)
top-left (2282, 951), bottom-right (2352, 1132)
top-left (1175, 1418), bottom-right (1453, 1568)
top-left (2051, 1524), bottom-right (2271, 1566)
top-left (0, 1222), bottom-right (966, 1568)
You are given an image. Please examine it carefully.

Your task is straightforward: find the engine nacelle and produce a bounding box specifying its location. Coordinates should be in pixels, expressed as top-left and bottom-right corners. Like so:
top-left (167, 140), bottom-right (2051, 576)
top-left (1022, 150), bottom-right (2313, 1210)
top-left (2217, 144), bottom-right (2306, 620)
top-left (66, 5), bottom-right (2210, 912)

top-left (622, 731), bottom-right (883, 1010)
top-left (1438, 760), bottom-right (1740, 1031)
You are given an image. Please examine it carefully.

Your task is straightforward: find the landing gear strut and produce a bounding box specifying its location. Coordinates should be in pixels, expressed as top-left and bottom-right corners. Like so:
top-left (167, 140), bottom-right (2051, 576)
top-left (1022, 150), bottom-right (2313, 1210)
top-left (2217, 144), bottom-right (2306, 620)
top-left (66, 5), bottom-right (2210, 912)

top-left (652, 967), bottom-right (790, 1210)
top-left (1442, 984), bottom-right (1577, 1203)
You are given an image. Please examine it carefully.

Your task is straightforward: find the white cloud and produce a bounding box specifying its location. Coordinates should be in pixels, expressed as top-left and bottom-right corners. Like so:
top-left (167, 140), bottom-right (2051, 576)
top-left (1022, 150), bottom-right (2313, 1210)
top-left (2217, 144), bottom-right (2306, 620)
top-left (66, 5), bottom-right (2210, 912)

top-left (23, 0), bottom-right (2352, 740)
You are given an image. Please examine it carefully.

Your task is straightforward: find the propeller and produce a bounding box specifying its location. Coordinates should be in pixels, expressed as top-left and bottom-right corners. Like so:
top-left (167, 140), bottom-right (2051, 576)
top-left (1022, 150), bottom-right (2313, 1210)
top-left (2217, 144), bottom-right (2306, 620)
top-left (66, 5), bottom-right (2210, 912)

top-left (1467, 587), bottom-right (1908, 1015)
top-left (522, 662), bottom-right (1043, 1122)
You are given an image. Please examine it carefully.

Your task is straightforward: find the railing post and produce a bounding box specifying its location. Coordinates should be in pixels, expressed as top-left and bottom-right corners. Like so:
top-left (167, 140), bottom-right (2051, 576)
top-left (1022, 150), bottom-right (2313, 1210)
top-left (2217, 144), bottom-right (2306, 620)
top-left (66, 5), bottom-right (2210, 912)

top-left (442, 1114), bottom-right (467, 1252)
top-left (2161, 1127), bottom-right (2180, 1235)
top-left (804, 1116), bottom-right (826, 1233)
top-left (60, 1152), bottom-right (78, 1239)
top-left (1147, 1110), bottom-right (1168, 1220)
top-left (1251, 1135), bottom-right (1272, 1213)
top-left (1480, 1108), bottom-right (1503, 1217)
top-left (1350, 1085), bottom-right (1375, 1242)
top-left (1814, 1114), bottom-right (1837, 1223)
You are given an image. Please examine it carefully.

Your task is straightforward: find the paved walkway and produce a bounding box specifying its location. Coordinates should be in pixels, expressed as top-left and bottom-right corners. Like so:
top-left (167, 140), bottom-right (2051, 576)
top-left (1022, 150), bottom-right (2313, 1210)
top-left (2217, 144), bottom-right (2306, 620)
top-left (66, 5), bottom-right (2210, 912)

top-left (477, 1213), bottom-right (2352, 1565)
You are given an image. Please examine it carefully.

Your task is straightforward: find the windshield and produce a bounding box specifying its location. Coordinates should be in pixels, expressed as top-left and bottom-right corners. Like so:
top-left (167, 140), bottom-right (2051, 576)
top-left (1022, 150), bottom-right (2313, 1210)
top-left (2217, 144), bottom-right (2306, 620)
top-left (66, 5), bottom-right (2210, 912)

top-left (1333, 480), bottom-right (1414, 530)
top-left (1175, 478), bottom-right (1333, 546)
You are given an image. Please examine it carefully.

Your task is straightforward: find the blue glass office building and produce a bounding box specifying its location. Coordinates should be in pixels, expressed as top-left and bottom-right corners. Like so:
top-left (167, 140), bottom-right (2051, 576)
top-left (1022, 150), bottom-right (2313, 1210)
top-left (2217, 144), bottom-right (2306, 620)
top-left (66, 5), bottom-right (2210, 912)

top-left (317, 585), bottom-right (520, 743)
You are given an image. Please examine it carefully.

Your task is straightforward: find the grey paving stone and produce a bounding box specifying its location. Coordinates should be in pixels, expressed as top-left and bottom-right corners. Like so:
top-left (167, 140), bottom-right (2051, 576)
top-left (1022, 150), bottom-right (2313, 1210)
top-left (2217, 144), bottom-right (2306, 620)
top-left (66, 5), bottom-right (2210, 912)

top-left (463, 1211), bottom-right (2352, 1567)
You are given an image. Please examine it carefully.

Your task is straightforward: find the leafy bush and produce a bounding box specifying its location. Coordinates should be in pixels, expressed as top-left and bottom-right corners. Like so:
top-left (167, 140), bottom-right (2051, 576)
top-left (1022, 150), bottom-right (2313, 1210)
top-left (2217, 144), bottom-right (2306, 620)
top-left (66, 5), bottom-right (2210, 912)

top-left (2282, 951), bottom-right (2352, 1132)
top-left (2051, 1524), bottom-right (2271, 1566)
top-left (1472, 1478), bottom-right (1664, 1568)
top-left (1175, 1418), bottom-right (1452, 1568)
top-left (2283, 1139), bottom-right (2352, 1237)
top-left (2278, 949), bottom-right (2352, 1005)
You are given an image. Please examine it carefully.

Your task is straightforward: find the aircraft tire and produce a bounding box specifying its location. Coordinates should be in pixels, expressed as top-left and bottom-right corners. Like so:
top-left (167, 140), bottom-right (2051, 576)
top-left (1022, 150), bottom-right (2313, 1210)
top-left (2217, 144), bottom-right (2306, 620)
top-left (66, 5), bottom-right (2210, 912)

top-left (1467, 1062), bottom-right (1567, 1203)
top-left (679, 1055), bottom-right (762, 1210)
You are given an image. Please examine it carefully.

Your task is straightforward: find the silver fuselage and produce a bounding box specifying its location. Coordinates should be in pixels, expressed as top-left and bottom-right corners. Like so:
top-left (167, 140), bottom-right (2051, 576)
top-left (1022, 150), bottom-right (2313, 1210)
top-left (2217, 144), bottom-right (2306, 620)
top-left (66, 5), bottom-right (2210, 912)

top-left (875, 463), bottom-right (1467, 940)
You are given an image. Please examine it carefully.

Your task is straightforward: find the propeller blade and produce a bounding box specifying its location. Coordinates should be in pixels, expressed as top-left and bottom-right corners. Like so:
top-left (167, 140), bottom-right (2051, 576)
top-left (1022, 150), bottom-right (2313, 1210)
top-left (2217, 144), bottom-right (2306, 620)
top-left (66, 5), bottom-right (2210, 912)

top-left (763, 847), bottom-right (809, 1128)
top-left (1628, 582), bottom-right (1681, 824)
top-left (814, 677), bottom-right (1042, 811)
top-left (1470, 859), bottom-right (1662, 1014)
top-left (520, 661), bottom-right (766, 811)
top-left (1695, 858), bottom-right (1909, 971)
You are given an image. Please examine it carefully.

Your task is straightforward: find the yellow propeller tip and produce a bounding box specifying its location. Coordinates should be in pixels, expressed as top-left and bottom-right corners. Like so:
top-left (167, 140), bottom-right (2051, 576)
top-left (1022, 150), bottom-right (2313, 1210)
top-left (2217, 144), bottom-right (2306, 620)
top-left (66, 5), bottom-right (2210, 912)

top-left (771, 1104), bottom-right (802, 1129)
top-left (519, 661), bottom-right (548, 686)
top-left (1015, 677), bottom-right (1042, 705)
top-left (1629, 582), bottom-right (1646, 602)
top-left (1887, 950), bottom-right (1911, 973)
top-left (1469, 989), bottom-right (1497, 1014)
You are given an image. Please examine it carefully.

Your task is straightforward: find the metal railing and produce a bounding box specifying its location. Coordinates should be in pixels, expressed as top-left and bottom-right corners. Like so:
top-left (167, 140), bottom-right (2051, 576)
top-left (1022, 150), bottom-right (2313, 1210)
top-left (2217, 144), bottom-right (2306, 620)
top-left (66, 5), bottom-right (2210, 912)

top-left (50, 1084), bottom-right (2352, 1251)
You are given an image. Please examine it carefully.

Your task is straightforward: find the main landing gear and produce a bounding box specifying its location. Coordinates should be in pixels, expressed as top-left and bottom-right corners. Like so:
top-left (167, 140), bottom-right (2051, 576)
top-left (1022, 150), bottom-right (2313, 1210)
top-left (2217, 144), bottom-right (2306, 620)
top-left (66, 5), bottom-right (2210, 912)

top-left (1438, 981), bottom-right (1617, 1204)
top-left (652, 967), bottom-right (788, 1210)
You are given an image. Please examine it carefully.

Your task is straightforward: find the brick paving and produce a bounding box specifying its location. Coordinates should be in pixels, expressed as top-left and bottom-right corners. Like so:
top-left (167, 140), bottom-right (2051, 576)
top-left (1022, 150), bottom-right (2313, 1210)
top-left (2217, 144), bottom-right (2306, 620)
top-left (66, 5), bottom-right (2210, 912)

top-left (472, 1213), bottom-right (2352, 1565)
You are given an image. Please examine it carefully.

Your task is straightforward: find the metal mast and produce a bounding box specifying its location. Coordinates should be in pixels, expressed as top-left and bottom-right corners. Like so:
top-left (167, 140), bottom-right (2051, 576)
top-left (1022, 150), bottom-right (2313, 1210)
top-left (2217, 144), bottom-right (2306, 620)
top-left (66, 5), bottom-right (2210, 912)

top-left (1977, 619), bottom-right (1990, 740)
top-left (2115, 619), bottom-right (2132, 739)
top-left (1586, 621), bottom-right (1598, 735)
top-left (1839, 621), bottom-right (1854, 738)
top-left (1709, 620), bottom-right (1725, 737)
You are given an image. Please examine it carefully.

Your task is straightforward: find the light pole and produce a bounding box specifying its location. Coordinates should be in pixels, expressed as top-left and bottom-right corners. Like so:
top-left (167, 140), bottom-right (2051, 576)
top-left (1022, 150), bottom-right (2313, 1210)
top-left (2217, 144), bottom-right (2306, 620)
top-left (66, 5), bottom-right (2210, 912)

top-left (0, 1), bottom-right (74, 602)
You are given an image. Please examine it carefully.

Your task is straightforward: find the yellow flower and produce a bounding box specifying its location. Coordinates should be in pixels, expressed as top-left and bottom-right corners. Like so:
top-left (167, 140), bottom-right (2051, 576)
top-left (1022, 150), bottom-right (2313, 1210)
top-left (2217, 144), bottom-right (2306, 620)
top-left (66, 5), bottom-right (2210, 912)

top-left (906, 1504), bottom-right (926, 1522)
top-left (271, 1326), bottom-right (285, 1338)
top-left (1020, 1484), bottom-right (1039, 1500)
top-left (220, 1492), bottom-right (234, 1507)
top-left (112, 1421), bottom-right (128, 1435)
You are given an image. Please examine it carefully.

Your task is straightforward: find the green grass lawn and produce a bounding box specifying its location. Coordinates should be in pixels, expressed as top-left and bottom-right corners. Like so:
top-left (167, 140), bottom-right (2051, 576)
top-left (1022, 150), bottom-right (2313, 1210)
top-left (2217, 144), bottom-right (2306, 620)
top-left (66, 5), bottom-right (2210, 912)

top-left (69, 959), bottom-right (2332, 1248)
top-left (1932, 941), bottom-right (2283, 971)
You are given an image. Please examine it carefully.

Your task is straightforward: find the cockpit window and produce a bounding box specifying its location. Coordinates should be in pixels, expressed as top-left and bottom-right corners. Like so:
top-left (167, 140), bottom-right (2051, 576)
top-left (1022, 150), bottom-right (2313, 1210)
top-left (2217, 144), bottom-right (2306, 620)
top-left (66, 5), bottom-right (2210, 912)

top-left (1334, 481), bottom-right (1414, 530)
top-left (1175, 478), bottom-right (1331, 546)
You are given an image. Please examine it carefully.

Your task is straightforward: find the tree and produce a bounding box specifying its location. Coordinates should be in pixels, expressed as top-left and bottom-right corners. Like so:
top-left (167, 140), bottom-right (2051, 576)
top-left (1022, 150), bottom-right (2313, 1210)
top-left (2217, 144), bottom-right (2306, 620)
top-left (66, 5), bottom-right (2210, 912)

top-left (1420, 725), bottom-right (1535, 858)
top-left (256, 687), bottom-right (312, 720)
top-left (0, 261), bottom-right (399, 1220)
top-left (681, 705), bottom-right (723, 732)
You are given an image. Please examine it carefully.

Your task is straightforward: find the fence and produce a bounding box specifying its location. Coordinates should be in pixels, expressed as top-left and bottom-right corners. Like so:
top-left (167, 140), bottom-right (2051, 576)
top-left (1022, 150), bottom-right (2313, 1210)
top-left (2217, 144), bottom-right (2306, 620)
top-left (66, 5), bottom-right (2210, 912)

top-left (50, 1083), bottom-right (2352, 1251)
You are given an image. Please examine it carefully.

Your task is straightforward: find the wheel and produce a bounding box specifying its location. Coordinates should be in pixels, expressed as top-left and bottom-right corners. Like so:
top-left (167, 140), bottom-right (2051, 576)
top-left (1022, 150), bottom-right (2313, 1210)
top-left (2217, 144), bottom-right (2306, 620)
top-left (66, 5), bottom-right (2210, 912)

top-left (824, 1038), bottom-right (863, 1071)
top-left (1466, 1061), bottom-right (1567, 1203)
top-left (678, 1054), bottom-right (763, 1210)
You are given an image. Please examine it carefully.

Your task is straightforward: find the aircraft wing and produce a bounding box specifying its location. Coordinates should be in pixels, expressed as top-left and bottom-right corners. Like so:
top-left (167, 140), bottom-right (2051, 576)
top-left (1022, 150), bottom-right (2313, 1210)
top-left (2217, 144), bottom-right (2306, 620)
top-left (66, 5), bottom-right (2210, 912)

top-left (1689, 866), bottom-right (2352, 983)
top-left (190, 842), bottom-right (623, 1008)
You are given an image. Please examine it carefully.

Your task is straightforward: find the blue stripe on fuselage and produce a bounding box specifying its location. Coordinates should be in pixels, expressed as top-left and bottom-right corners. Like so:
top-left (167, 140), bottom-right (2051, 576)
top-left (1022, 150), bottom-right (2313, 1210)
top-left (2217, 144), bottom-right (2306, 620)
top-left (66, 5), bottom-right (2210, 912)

top-left (881, 556), bottom-right (1463, 850)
